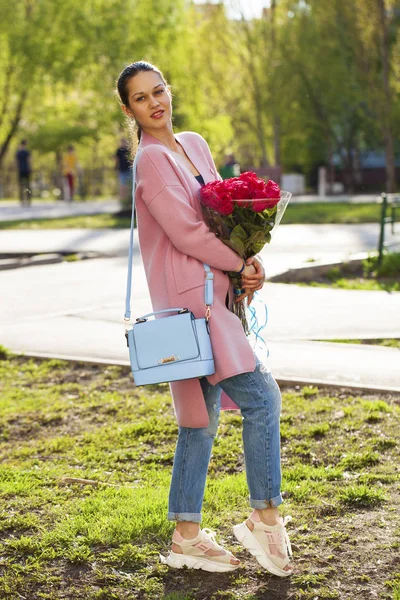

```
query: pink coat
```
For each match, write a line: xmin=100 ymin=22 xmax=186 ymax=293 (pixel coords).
xmin=135 ymin=131 xmax=256 ymax=427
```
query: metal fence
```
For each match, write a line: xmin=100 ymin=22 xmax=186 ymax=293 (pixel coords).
xmin=378 ymin=193 xmax=400 ymax=264
xmin=0 ymin=166 xmax=119 ymax=200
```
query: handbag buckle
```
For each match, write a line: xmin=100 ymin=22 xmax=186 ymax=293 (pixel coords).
xmin=136 ymin=317 xmax=147 ymax=323
xmin=205 ymin=306 xmax=211 ymax=321
xmin=178 ymin=308 xmax=189 ymax=314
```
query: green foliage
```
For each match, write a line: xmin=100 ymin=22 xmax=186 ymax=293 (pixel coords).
xmin=363 ymin=252 xmax=400 ymax=278
xmin=338 ymin=484 xmax=387 ymax=507
xmin=340 ymin=451 xmax=380 ymax=470
xmin=385 ymin=573 xmax=400 ymax=599
xmin=1 ymin=0 xmax=399 ymax=191
xmin=0 ymin=344 xmax=11 ymax=359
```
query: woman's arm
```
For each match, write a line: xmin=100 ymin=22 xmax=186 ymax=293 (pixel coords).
xmin=137 ymin=148 xmax=242 ymax=273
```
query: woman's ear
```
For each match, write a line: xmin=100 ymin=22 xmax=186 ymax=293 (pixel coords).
xmin=120 ymin=103 xmax=134 ymax=119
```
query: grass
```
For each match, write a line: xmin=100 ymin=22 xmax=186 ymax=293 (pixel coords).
xmin=0 ymin=213 xmax=130 ymax=230
xmin=320 ymin=339 xmax=400 ymax=349
xmin=277 ymin=252 xmax=400 ymax=292
xmin=308 ymin=277 xmax=399 ymax=292
xmin=0 ymin=202 xmax=381 ymax=230
xmin=281 ymin=201 xmax=381 ymax=225
xmin=0 ymin=356 xmax=399 ymax=599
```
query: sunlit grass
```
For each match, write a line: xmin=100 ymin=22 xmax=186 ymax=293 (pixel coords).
xmin=0 ymin=213 xmax=129 ymax=230
xmin=281 ymin=202 xmax=381 ymax=224
xmin=0 ymin=356 xmax=399 ymax=599
xmin=320 ymin=339 xmax=400 ymax=349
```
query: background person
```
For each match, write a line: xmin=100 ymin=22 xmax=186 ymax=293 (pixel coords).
xmin=220 ymin=153 xmax=240 ymax=180
xmin=62 ymin=145 xmax=77 ymax=201
xmin=117 ymin=60 xmax=292 ymax=577
xmin=15 ymin=140 xmax=32 ymax=206
xmin=115 ymin=137 xmax=132 ymax=205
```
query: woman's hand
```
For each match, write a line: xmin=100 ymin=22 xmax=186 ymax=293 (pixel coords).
xmin=242 ymin=256 xmax=266 ymax=290
xmin=235 ymin=257 xmax=266 ymax=306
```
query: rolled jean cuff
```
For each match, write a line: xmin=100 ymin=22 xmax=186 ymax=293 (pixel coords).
xmin=250 ymin=493 xmax=283 ymax=509
xmin=167 ymin=512 xmax=202 ymax=523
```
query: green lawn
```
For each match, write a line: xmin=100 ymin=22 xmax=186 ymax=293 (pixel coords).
xmin=0 ymin=202 xmax=382 ymax=230
xmin=306 ymin=277 xmax=400 ymax=292
xmin=281 ymin=201 xmax=381 ymax=225
xmin=0 ymin=353 xmax=399 ymax=599
xmin=319 ymin=339 xmax=400 ymax=349
xmin=0 ymin=213 xmax=130 ymax=230
xmin=275 ymin=253 xmax=400 ymax=293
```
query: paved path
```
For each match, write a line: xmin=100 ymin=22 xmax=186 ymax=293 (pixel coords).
xmin=0 ymin=224 xmax=396 ymax=276
xmin=0 ymin=250 xmax=399 ymax=392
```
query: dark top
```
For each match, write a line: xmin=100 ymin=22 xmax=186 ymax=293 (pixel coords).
xmin=116 ymin=147 xmax=132 ymax=172
xmin=16 ymin=149 xmax=31 ymax=175
xmin=195 ymin=174 xmax=205 ymax=185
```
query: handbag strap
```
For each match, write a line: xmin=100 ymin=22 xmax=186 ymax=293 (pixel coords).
xmin=124 ymin=149 xmax=214 ymax=323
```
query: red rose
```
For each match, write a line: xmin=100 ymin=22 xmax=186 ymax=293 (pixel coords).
xmin=239 ymin=171 xmax=258 ymax=181
xmin=252 ymin=197 xmax=280 ymax=212
xmin=229 ymin=180 xmax=253 ymax=207
xmin=200 ymin=184 xmax=233 ymax=215
xmin=217 ymin=190 xmax=234 ymax=215
xmin=264 ymin=179 xmax=280 ymax=198
xmin=200 ymin=185 xmax=220 ymax=210
xmin=239 ymin=172 xmax=269 ymax=198
xmin=230 ymin=181 xmax=248 ymax=199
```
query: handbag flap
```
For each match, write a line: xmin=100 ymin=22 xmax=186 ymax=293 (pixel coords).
xmin=132 ymin=312 xmax=200 ymax=369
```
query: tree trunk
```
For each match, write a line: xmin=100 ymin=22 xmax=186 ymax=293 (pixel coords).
xmin=273 ymin=116 xmax=281 ymax=167
xmin=327 ymin=144 xmax=335 ymax=195
xmin=0 ymin=60 xmax=13 ymax=130
xmin=377 ymin=0 xmax=396 ymax=193
xmin=270 ymin=1 xmax=280 ymax=167
xmin=254 ymin=104 xmax=269 ymax=168
xmin=0 ymin=96 xmax=25 ymax=169
xmin=239 ymin=13 xmax=269 ymax=167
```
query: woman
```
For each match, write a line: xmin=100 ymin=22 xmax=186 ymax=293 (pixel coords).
xmin=117 ymin=61 xmax=292 ymax=577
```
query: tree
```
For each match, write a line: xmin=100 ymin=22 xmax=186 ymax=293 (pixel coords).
xmin=352 ymin=0 xmax=399 ymax=192
xmin=0 ymin=0 xmax=186 ymax=169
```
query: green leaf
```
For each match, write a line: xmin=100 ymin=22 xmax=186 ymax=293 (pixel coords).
xmin=247 ymin=230 xmax=268 ymax=245
xmin=230 ymin=224 xmax=248 ymax=241
xmin=250 ymin=238 xmax=270 ymax=253
xmin=228 ymin=236 xmax=245 ymax=255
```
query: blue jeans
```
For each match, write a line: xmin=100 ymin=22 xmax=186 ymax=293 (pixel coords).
xmin=167 ymin=360 xmax=283 ymax=523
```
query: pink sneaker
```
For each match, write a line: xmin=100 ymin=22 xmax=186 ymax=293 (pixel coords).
xmin=233 ymin=510 xmax=292 ymax=577
xmin=162 ymin=528 xmax=240 ymax=573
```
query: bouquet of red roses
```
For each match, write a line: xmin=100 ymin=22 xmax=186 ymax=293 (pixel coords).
xmin=199 ymin=171 xmax=291 ymax=334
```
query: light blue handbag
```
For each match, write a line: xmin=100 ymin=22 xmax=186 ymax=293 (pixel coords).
xmin=124 ymin=151 xmax=215 ymax=386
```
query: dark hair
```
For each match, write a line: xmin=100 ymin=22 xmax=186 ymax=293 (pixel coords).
xmin=116 ymin=61 xmax=168 ymax=144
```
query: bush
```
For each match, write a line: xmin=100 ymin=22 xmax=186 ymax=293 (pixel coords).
xmin=363 ymin=252 xmax=400 ymax=278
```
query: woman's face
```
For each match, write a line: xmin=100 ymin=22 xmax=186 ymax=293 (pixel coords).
xmin=122 ymin=70 xmax=172 ymax=134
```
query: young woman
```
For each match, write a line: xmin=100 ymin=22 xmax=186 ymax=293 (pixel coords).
xmin=117 ymin=61 xmax=292 ymax=577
